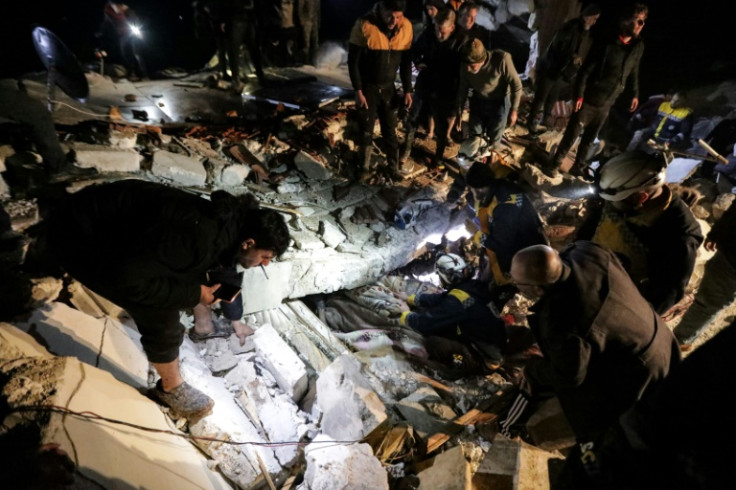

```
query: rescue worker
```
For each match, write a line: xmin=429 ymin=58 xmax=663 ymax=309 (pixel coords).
xmin=626 ymin=90 xmax=694 ymax=152
xmin=398 ymin=253 xmax=507 ymax=373
xmin=527 ymin=3 xmax=601 ymax=135
xmin=348 ymin=0 xmax=413 ymax=181
xmin=457 ymin=38 xmax=523 ymax=149
xmin=507 ymin=242 xmax=680 ymax=486
xmin=577 ymin=151 xmax=703 ymax=315
xmin=401 ymin=7 xmax=467 ymax=171
xmin=37 ymin=180 xmax=290 ymax=422
xmin=220 ymin=0 xmax=266 ymax=91
xmin=546 ymin=3 xmax=647 ymax=179
xmin=455 ymin=2 xmax=490 ymax=49
xmin=465 ymin=159 xmax=548 ymax=308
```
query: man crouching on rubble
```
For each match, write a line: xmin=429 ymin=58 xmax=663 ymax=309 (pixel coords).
xmin=37 ymin=180 xmax=290 ymax=422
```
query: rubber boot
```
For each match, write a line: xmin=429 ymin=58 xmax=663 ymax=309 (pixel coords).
xmin=358 ymin=145 xmax=373 ymax=182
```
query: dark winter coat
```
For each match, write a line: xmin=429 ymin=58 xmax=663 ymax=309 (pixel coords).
xmin=412 ymin=28 xmax=467 ymax=99
xmin=525 ymin=241 xmax=681 ymax=442
xmin=538 ymin=17 xmax=592 ymax=81
xmin=575 ymin=33 xmax=644 ymax=107
xmin=401 ymin=279 xmax=506 ymax=348
xmin=475 ymin=178 xmax=548 ymax=274
xmin=577 ymin=187 xmax=704 ymax=314
xmin=348 ymin=10 xmax=413 ymax=92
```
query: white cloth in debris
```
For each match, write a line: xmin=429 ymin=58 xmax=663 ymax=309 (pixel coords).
xmin=345 ymin=284 xmax=407 ymax=317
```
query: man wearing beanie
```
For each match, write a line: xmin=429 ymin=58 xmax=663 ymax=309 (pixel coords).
xmin=456 ymin=37 xmax=523 ymax=149
xmin=348 ymin=0 xmax=413 ymax=182
xmin=527 ymin=3 xmax=601 ymax=135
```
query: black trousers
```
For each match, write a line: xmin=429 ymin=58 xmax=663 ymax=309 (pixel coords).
xmin=554 ymin=102 xmax=612 ymax=171
xmin=528 ymin=72 xmax=563 ymax=131
xmin=228 ymin=16 xmax=264 ymax=82
xmin=358 ymin=84 xmax=400 ymax=164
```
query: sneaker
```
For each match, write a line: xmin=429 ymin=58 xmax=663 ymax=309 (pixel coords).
xmin=150 ymin=380 xmax=214 ymax=423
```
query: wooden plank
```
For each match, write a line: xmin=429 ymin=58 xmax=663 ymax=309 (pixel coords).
xmin=424 ymin=388 xmax=517 ymax=456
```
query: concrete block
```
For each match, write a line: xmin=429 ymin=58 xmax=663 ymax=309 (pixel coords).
xmin=151 ymin=149 xmax=207 ymax=186
xmin=1 ymin=356 xmax=231 ymax=490
xmin=294 ymin=150 xmax=333 ymax=180
xmin=320 ymin=219 xmax=347 ymax=248
xmin=472 ymin=437 xmax=521 ymax=490
xmin=291 ymin=229 xmax=326 ymax=251
xmin=241 ymin=261 xmax=293 ymax=314
xmin=108 ymin=129 xmax=137 ymax=149
xmin=14 ymin=303 xmax=149 ymax=389
xmin=316 ymin=354 xmax=387 ymax=441
xmin=0 ymin=323 xmax=51 ymax=359
xmin=526 ymin=397 xmax=576 ymax=452
xmin=220 ymin=163 xmax=251 ymax=186
xmin=417 ymin=445 xmax=472 ymax=490
xmin=253 ymin=323 xmax=308 ymax=402
xmin=0 ymin=144 xmax=14 ymax=171
xmin=303 ymin=434 xmax=388 ymax=490
xmin=517 ymin=441 xmax=564 ymax=490
xmin=73 ymin=143 xmax=140 ymax=172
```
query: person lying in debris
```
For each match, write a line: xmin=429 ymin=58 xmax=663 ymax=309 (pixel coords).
xmin=396 ymin=253 xmax=507 ymax=374
xmin=36 ymin=180 xmax=290 ymax=422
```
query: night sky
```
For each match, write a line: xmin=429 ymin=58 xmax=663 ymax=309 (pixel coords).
xmin=0 ymin=0 xmax=733 ymax=96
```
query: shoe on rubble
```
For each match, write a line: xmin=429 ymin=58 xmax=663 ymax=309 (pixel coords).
xmin=150 ymin=380 xmax=214 ymax=423
xmin=48 ymin=165 xmax=98 ymax=183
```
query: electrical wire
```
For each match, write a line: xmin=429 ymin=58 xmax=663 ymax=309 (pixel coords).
xmin=49 ymin=100 xmax=115 ymax=119
xmin=10 ymin=404 xmax=361 ymax=448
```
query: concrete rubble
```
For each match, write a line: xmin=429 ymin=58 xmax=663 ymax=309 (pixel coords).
xmin=1 ymin=25 xmax=736 ymax=490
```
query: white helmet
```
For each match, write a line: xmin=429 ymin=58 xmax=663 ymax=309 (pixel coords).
xmin=597 ymin=151 xmax=667 ymax=201
xmin=435 ymin=253 xmax=468 ymax=286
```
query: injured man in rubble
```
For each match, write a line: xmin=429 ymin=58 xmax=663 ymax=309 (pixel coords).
xmin=323 ymin=252 xmax=508 ymax=378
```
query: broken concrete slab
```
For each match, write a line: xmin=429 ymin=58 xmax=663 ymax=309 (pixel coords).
xmin=253 ymin=323 xmax=308 ymax=402
xmin=397 ymin=386 xmax=458 ymax=442
xmin=224 ymin=359 xmax=311 ymax=467
xmin=290 ymin=228 xmax=327 ymax=251
xmin=517 ymin=441 xmax=565 ymax=490
xmin=108 ymin=128 xmax=138 ymax=150
xmin=241 ymin=261 xmax=293 ymax=314
xmin=316 ymin=354 xmax=388 ymax=441
xmin=14 ymin=303 xmax=149 ymax=389
xmin=73 ymin=143 xmax=141 ymax=172
xmin=302 ymin=434 xmax=389 ymax=490
xmin=178 ymin=339 xmax=283 ymax=485
xmin=1 ymin=355 xmax=231 ymax=489
xmin=151 ymin=149 xmax=207 ymax=186
xmin=0 ymin=323 xmax=51 ymax=359
xmin=295 ymin=150 xmax=333 ymax=180
xmin=219 ymin=163 xmax=251 ymax=186
xmin=320 ymin=219 xmax=347 ymax=248
xmin=525 ymin=397 xmax=576 ymax=453
xmin=417 ymin=444 xmax=472 ymax=490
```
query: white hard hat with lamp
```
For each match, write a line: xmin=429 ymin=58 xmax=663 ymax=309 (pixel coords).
xmin=596 ymin=151 xmax=667 ymax=201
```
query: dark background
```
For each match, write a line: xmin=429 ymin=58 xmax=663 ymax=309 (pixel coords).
xmin=0 ymin=0 xmax=733 ymax=97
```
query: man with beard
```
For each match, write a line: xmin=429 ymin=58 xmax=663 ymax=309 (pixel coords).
xmin=401 ymin=7 xmax=468 ymax=171
xmin=545 ymin=3 xmax=648 ymax=179
xmin=38 ymin=180 xmax=290 ymax=422
xmin=348 ymin=0 xmax=413 ymax=181
xmin=576 ymin=151 xmax=703 ymax=315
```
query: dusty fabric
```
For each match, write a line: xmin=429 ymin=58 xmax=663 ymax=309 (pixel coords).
xmin=323 ymin=296 xmax=397 ymax=332
xmin=345 ymin=284 xmax=407 ymax=317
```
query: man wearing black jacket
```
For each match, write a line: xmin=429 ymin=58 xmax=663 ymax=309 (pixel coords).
xmin=348 ymin=0 xmax=413 ymax=181
xmin=527 ymin=3 xmax=600 ymax=134
xmin=547 ymin=3 xmax=647 ymax=178
xmin=401 ymin=7 xmax=467 ymax=170
xmin=40 ymin=180 xmax=289 ymax=421
xmin=577 ymin=151 xmax=703 ymax=315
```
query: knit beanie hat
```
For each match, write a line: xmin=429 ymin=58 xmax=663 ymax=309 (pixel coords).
xmin=464 ymin=38 xmax=487 ymax=64
xmin=581 ymin=3 xmax=601 ymax=17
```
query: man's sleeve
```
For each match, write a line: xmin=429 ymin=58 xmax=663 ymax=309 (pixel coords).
xmin=401 ymin=295 xmax=467 ymax=336
xmin=709 ymin=199 xmax=736 ymax=243
xmin=399 ymin=23 xmax=414 ymax=93
xmin=501 ymin=52 xmax=523 ymax=112
xmin=347 ymin=20 xmax=366 ymax=91
xmin=626 ymin=42 xmax=644 ymax=100
xmin=456 ymin=67 xmax=469 ymax=113
xmin=574 ymin=39 xmax=602 ymax=99
xmin=526 ymin=332 xmax=592 ymax=392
